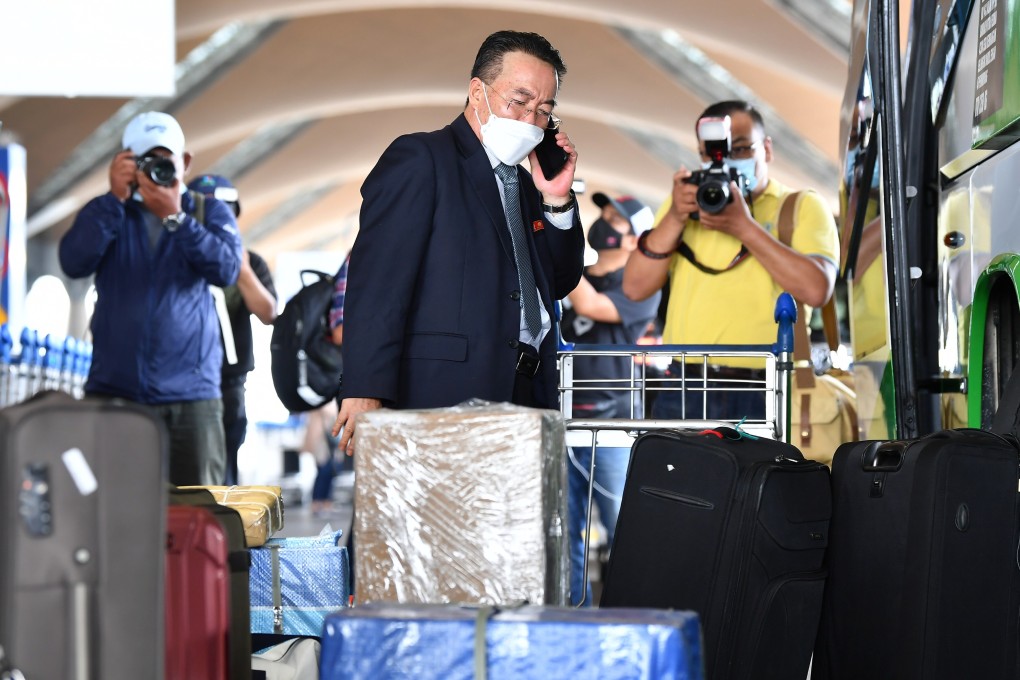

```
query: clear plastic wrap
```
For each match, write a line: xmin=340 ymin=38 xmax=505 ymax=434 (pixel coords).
xmin=250 ymin=528 xmax=350 ymax=635
xmin=354 ymin=400 xmax=568 ymax=606
xmin=179 ymin=484 xmax=285 ymax=547
xmin=320 ymin=603 xmax=705 ymax=680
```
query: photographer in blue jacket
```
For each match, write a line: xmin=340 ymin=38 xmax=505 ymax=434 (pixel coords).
xmin=59 ymin=111 xmax=242 ymax=485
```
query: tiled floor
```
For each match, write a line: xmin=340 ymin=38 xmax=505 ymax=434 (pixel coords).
xmin=276 ymin=475 xmax=354 ymax=541
xmin=238 ymin=422 xmax=354 ymax=542
xmin=280 ymin=495 xmax=353 ymax=541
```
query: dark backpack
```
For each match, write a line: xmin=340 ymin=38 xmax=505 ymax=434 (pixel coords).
xmin=270 ymin=270 xmax=343 ymax=412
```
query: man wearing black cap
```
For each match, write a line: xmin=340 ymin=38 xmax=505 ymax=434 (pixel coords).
xmin=561 ymin=192 xmax=660 ymax=606
xmin=188 ymin=174 xmax=278 ymax=485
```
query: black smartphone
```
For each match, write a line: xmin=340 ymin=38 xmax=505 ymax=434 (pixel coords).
xmin=534 ymin=127 xmax=568 ymax=178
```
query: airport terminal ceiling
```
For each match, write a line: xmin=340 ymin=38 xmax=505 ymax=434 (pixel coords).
xmin=0 ymin=0 xmax=870 ymax=276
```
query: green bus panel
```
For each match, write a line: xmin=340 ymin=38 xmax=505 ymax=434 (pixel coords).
xmin=972 ymin=0 xmax=1020 ymax=147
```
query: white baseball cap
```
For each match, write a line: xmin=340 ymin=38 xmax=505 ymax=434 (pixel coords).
xmin=122 ymin=111 xmax=185 ymax=157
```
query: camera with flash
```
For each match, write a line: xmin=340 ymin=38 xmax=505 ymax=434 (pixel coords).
xmin=684 ymin=116 xmax=751 ymax=217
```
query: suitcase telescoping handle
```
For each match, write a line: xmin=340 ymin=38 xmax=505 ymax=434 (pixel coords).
xmin=861 ymin=441 xmax=906 ymax=471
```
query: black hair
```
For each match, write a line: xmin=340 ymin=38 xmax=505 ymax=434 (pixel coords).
xmin=696 ymin=100 xmax=765 ymax=137
xmin=470 ymin=30 xmax=567 ymax=86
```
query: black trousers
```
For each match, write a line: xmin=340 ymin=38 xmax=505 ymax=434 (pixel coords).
xmin=221 ymin=378 xmax=247 ymax=486
xmin=512 ymin=344 xmax=540 ymax=407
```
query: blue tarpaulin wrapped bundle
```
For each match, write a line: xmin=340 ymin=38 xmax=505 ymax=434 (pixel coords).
xmin=320 ymin=603 xmax=704 ymax=680
xmin=250 ymin=529 xmax=350 ymax=635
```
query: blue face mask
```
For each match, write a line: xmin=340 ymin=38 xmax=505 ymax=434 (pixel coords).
xmin=727 ymin=157 xmax=759 ymax=192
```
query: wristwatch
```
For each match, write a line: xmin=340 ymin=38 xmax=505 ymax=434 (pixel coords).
xmin=161 ymin=211 xmax=187 ymax=232
xmin=542 ymin=190 xmax=576 ymax=214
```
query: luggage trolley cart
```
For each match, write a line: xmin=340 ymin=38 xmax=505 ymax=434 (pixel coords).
xmin=0 ymin=326 xmax=91 ymax=407
xmin=557 ymin=293 xmax=798 ymax=604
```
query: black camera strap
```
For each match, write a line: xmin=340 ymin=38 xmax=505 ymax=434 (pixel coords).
xmin=676 ymin=240 xmax=750 ymax=275
xmin=677 ymin=182 xmax=756 ymax=274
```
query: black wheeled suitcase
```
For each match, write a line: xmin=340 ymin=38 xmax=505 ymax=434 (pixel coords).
xmin=600 ymin=428 xmax=831 ymax=680
xmin=811 ymin=428 xmax=1020 ymax=680
xmin=0 ymin=391 xmax=167 ymax=680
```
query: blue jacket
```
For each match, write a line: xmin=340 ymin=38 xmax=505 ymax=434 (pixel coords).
xmin=59 ymin=191 xmax=242 ymax=404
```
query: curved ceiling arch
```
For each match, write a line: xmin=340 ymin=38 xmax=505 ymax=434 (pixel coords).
xmin=175 ymin=0 xmax=716 ymax=36
xmin=3 ymin=0 xmax=852 ymax=283
xmin=175 ymin=0 xmax=846 ymax=87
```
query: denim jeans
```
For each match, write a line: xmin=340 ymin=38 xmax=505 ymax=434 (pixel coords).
xmin=312 ymin=458 xmax=340 ymax=502
xmin=312 ymin=431 xmax=347 ymax=502
xmin=650 ymin=374 xmax=766 ymax=422
xmin=567 ymin=445 xmax=631 ymax=606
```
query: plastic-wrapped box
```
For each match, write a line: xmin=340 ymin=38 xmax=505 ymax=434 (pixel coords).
xmin=354 ymin=401 xmax=568 ymax=605
xmin=320 ymin=603 xmax=705 ymax=680
xmin=250 ymin=529 xmax=350 ymax=635
xmin=179 ymin=484 xmax=285 ymax=547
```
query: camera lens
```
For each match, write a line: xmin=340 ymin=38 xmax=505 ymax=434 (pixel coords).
xmin=148 ymin=158 xmax=176 ymax=187
xmin=697 ymin=179 xmax=731 ymax=214
xmin=137 ymin=156 xmax=177 ymax=187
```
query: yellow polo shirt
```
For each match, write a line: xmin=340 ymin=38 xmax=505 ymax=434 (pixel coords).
xmin=655 ymin=179 xmax=839 ymax=363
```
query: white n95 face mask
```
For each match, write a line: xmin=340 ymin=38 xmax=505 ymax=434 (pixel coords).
xmin=476 ymin=83 xmax=544 ymax=166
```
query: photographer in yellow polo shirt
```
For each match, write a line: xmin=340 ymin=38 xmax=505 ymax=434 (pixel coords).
xmin=623 ymin=100 xmax=839 ymax=420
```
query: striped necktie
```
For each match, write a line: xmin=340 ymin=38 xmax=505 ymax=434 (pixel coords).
xmin=494 ymin=163 xmax=542 ymax=337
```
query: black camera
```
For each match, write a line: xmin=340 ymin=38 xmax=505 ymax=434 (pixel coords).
xmin=135 ymin=154 xmax=176 ymax=187
xmin=685 ymin=167 xmax=751 ymax=216
xmin=684 ymin=116 xmax=752 ymax=217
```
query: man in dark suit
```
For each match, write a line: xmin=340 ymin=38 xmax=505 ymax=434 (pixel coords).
xmin=333 ymin=30 xmax=583 ymax=454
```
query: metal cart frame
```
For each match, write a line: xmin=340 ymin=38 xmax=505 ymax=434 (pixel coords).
xmin=557 ymin=293 xmax=797 ymax=605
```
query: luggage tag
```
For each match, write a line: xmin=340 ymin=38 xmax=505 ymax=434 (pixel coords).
xmin=62 ymin=447 xmax=98 ymax=495
xmin=698 ymin=421 xmax=758 ymax=441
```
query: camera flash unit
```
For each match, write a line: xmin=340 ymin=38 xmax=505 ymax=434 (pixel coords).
xmin=698 ymin=116 xmax=732 ymax=162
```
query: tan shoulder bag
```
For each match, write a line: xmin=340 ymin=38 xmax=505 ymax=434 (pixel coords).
xmin=777 ymin=191 xmax=858 ymax=464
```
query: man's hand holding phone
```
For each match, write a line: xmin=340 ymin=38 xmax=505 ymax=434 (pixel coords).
xmin=530 ymin=127 xmax=577 ymax=202
xmin=534 ymin=127 xmax=568 ymax=178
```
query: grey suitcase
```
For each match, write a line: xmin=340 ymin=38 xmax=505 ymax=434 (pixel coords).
xmin=0 ymin=391 xmax=167 ymax=679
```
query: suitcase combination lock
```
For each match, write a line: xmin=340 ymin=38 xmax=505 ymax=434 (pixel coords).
xmin=18 ymin=463 xmax=53 ymax=537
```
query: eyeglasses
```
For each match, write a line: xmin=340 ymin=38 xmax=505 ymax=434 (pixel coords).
xmin=483 ymin=82 xmax=561 ymax=130
xmin=730 ymin=143 xmax=760 ymax=159
xmin=699 ymin=141 xmax=760 ymax=161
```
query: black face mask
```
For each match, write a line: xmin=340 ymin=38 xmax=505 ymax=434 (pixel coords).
xmin=587 ymin=218 xmax=630 ymax=251
xmin=586 ymin=267 xmax=625 ymax=292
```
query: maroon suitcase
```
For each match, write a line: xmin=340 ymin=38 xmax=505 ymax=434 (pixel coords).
xmin=165 ymin=504 xmax=230 ymax=680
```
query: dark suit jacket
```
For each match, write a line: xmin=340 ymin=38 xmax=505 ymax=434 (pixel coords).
xmin=341 ymin=113 xmax=584 ymax=409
